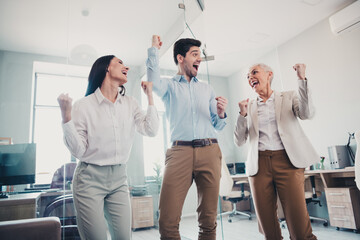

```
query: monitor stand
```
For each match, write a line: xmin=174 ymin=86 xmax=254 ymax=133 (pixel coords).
xmin=0 ymin=186 xmax=9 ymax=198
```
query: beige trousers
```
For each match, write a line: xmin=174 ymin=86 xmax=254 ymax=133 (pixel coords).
xmin=158 ymin=143 xmax=222 ymax=240
xmin=72 ymin=162 xmax=131 ymax=240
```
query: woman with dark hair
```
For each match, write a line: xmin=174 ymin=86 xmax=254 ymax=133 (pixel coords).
xmin=57 ymin=55 xmax=159 ymax=240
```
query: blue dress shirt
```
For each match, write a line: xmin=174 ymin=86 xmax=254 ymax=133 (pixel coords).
xmin=146 ymin=47 xmax=226 ymax=142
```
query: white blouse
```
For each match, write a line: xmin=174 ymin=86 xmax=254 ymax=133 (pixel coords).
xmin=257 ymin=93 xmax=285 ymax=151
xmin=62 ymin=88 xmax=159 ymax=166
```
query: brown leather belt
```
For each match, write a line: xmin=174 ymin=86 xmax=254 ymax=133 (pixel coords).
xmin=172 ymin=138 xmax=218 ymax=148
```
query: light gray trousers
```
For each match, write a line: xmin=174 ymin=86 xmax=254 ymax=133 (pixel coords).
xmin=72 ymin=162 xmax=131 ymax=240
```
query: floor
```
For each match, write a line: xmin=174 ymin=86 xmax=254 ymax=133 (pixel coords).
xmin=132 ymin=214 xmax=360 ymax=240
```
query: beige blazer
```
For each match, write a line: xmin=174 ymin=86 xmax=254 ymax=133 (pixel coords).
xmin=234 ymin=82 xmax=320 ymax=176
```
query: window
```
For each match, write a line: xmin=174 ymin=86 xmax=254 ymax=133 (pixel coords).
xmin=141 ymin=76 xmax=171 ymax=178
xmin=31 ymin=62 xmax=89 ymax=184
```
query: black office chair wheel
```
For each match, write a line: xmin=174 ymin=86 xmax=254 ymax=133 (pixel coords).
xmin=248 ymin=216 xmax=252 ymax=220
xmin=353 ymin=229 xmax=359 ymax=234
xmin=228 ymin=219 xmax=232 ymax=223
xmin=323 ymin=222 xmax=328 ymax=227
xmin=336 ymin=227 xmax=340 ymax=231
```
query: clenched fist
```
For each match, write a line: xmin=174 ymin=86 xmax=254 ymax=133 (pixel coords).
xmin=141 ymin=81 xmax=153 ymax=96
xmin=238 ymin=98 xmax=249 ymax=117
xmin=57 ymin=93 xmax=72 ymax=123
xmin=152 ymin=35 xmax=162 ymax=50
xmin=215 ymin=96 xmax=228 ymax=119
xmin=293 ymin=63 xmax=306 ymax=80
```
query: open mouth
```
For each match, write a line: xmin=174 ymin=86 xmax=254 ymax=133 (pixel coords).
xmin=193 ymin=64 xmax=199 ymax=71
xmin=122 ymin=71 xmax=127 ymax=76
xmin=251 ymin=80 xmax=259 ymax=88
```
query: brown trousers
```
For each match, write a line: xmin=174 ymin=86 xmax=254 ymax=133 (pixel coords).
xmin=249 ymin=150 xmax=317 ymax=240
xmin=158 ymin=143 xmax=222 ymax=240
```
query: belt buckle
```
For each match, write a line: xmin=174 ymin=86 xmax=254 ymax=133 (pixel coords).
xmin=192 ymin=139 xmax=205 ymax=148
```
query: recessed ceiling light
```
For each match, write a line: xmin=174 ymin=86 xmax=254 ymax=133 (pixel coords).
xmin=302 ymin=0 xmax=322 ymax=6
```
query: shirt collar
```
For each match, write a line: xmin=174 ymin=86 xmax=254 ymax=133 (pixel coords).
xmin=174 ymin=75 xmax=199 ymax=83
xmin=257 ymin=91 xmax=274 ymax=104
xmin=94 ymin=87 xmax=122 ymax=104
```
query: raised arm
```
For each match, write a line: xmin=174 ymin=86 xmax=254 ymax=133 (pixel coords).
xmin=146 ymin=35 xmax=170 ymax=98
xmin=234 ymin=99 xmax=249 ymax=146
xmin=292 ymin=63 xmax=315 ymax=120
xmin=57 ymin=94 xmax=88 ymax=158
xmin=133 ymin=82 xmax=159 ymax=137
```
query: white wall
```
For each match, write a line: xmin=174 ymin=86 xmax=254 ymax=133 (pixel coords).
xmin=277 ymin=19 xmax=360 ymax=167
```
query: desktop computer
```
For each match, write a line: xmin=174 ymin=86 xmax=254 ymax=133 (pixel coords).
xmin=226 ymin=162 xmax=246 ymax=174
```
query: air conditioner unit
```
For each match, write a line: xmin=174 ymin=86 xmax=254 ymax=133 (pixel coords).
xmin=329 ymin=1 xmax=360 ymax=35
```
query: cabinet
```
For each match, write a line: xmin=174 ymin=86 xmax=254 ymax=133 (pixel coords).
xmin=131 ymin=195 xmax=154 ymax=230
xmin=325 ymin=187 xmax=360 ymax=230
xmin=0 ymin=192 xmax=41 ymax=221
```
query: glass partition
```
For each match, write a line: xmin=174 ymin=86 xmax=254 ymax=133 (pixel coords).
xmin=1 ymin=0 xmax=360 ymax=240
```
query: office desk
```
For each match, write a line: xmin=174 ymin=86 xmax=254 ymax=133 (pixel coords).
xmin=305 ymin=167 xmax=360 ymax=231
xmin=230 ymin=173 xmax=248 ymax=182
xmin=231 ymin=168 xmax=356 ymax=189
xmin=0 ymin=190 xmax=72 ymax=221
xmin=305 ymin=167 xmax=355 ymax=188
xmin=0 ymin=192 xmax=41 ymax=221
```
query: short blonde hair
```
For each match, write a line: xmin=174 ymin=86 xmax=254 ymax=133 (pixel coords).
xmin=250 ymin=63 xmax=274 ymax=84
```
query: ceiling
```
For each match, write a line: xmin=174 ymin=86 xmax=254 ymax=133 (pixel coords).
xmin=0 ymin=0 xmax=356 ymax=77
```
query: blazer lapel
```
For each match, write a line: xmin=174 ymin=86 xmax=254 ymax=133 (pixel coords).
xmin=274 ymin=91 xmax=283 ymax=123
xmin=250 ymin=100 xmax=259 ymax=135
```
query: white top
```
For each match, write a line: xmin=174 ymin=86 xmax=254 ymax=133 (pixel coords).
xmin=257 ymin=93 xmax=285 ymax=151
xmin=62 ymin=88 xmax=159 ymax=166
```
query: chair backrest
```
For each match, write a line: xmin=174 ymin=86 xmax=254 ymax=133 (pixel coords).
xmin=43 ymin=194 xmax=79 ymax=239
xmin=50 ymin=162 xmax=77 ymax=189
xmin=43 ymin=194 xmax=76 ymax=219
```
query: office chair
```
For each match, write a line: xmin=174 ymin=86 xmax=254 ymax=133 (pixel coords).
xmin=44 ymin=162 xmax=80 ymax=239
xmin=50 ymin=162 xmax=77 ymax=190
xmin=278 ymin=176 xmax=329 ymax=229
xmin=277 ymin=196 xmax=287 ymax=229
xmin=43 ymin=194 xmax=80 ymax=239
xmin=220 ymin=180 xmax=252 ymax=222
xmin=305 ymin=175 xmax=328 ymax=226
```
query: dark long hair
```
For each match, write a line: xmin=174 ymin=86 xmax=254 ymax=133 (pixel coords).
xmin=85 ymin=55 xmax=126 ymax=97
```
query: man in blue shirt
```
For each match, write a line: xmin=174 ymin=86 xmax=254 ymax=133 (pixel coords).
xmin=147 ymin=35 xmax=228 ymax=240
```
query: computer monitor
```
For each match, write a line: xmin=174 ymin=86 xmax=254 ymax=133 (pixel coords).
xmin=0 ymin=143 xmax=36 ymax=198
